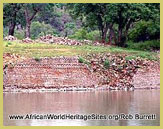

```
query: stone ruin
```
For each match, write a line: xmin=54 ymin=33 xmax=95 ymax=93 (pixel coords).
xmin=4 ymin=34 xmax=104 ymax=46
xmin=22 ymin=37 xmax=33 ymax=43
xmin=37 ymin=35 xmax=83 ymax=45
xmin=3 ymin=57 xmax=99 ymax=92
xmin=4 ymin=35 xmax=17 ymax=41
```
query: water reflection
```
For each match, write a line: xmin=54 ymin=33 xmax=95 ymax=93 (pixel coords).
xmin=3 ymin=90 xmax=160 ymax=126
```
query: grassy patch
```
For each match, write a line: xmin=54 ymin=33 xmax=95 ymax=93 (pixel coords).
xmin=3 ymin=41 xmax=159 ymax=61
xmin=125 ymin=55 xmax=137 ymax=61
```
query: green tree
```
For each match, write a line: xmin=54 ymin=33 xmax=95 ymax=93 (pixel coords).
xmin=67 ymin=3 xmax=110 ymax=43
xmin=23 ymin=4 xmax=54 ymax=38
xmin=106 ymin=3 xmax=160 ymax=46
xmin=68 ymin=3 xmax=160 ymax=46
xmin=3 ymin=3 xmax=23 ymax=36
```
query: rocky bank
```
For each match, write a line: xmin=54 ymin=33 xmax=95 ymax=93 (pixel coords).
xmin=3 ymin=53 xmax=160 ymax=92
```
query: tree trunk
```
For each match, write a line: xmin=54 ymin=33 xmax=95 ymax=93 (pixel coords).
xmin=118 ymin=28 xmax=122 ymax=44
xmin=108 ymin=24 xmax=114 ymax=45
xmin=97 ymin=15 xmax=109 ymax=43
xmin=101 ymin=30 xmax=106 ymax=43
xmin=8 ymin=4 xmax=17 ymax=36
xmin=101 ymin=24 xmax=109 ymax=43
xmin=8 ymin=22 xmax=16 ymax=36
xmin=124 ymin=19 xmax=132 ymax=40
xmin=24 ymin=6 xmax=38 ymax=38
xmin=25 ymin=21 xmax=31 ymax=38
xmin=116 ymin=10 xmax=126 ymax=47
xmin=117 ymin=25 xmax=125 ymax=47
xmin=98 ymin=24 xmax=105 ymax=43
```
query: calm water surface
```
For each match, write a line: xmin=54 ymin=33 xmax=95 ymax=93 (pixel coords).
xmin=3 ymin=90 xmax=160 ymax=126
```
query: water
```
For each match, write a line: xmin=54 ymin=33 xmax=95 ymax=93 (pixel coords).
xmin=3 ymin=90 xmax=160 ymax=126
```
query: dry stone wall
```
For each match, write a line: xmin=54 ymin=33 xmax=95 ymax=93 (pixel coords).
xmin=3 ymin=58 xmax=99 ymax=92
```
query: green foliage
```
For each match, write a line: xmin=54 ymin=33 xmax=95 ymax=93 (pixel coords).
xmin=78 ymin=56 xmax=84 ymax=63
xmin=3 ymin=4 xmax=25 ymax=27
xmin=3 ymin=27 xmax=25 ymax=40
xmin=34 ymin=57 xmax=41 ymax=62
xmin=3 ymin=3 xmax=160 ymax=48
xmin=125 ymin=52 xmax=158 ymax=61
xmin=125 ymin=56 xmax=137 ymax=61
xmin=7 ymin=42 xmax=12 ymax=45
xmin=104 ymin=59 xmax=110 ymax=69
xmin=31 ymin=21 xmax=57 ymax=39
xmin=136 ymin=52 xmax=158 ymax=60
xmin=69 ymin=28 xmax=87 ymax=40
xmin=14 ymin=30 xmax=25 ymax=40
xmin=3 ymin=27 xmax=8 ymax=38
xmin=6 ymin=42 xmax=12 ymax=47
xmin=127 ymin=40 xmax=160 ymax=51
xmin=69 ymin=29 xmax=100 ymax=41
xmin=64 ymin=22 xmax=76 ymax=36
xmin=129 ymin=20 xmax=160 ymax=42
xmin=4 ymin=64 xmax=8 ymax=69
xmin=3 ymin=41 xmax=159 ymax=61
xmin=86 ymin=30 xmax=100 ymax=41
xmin=78 ymin=56 xmax=90 ymax=64
xmin=68 ymin=3 xmax=160 ymax=46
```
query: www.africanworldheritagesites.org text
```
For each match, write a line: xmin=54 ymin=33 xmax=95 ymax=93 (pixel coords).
xmin=8 ymin=113 xmax=156 ymax=121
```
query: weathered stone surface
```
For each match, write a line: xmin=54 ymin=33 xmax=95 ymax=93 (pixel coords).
xmin=21 ymin=35 xmax=106 ymax=46
xmin=3 ymin=58 xmax=98 ymax=92
xmin=37 ymin=35 xmax=82 ymax=45
xmin=3 ymin=54 xmax=160 ymax=92
xmin=84 ymin=53 xmax=160 ymax=90
xmin=22 ymin=37 xmax=33 ymax=43
xmin=132 ymin=61 xmax=160 ymax=89
xmin=4 ymin=35 xmax=17 ymax=41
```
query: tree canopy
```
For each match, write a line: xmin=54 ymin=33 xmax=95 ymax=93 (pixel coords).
xmin=68 ymin=3 xmax=160 ymax=46
xmin=3 ymin=3 xmax=160 ymax=47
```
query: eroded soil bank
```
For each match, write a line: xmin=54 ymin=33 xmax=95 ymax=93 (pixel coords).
xmin=3 ymin=53 xmax=160 ymax=92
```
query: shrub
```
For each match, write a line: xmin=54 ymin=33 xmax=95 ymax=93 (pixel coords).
xmin=3 ymin=27 xmax=8 ymax=38
xmin=104 ymin=59 xmax=110 ymax=69
xmin=78 ymin=56 xmax=84 ymax=63
xmin=64 ymin=23 xmax=76 ymax=36
xmin=69 ymin=28 xmax=87 ymax=40
xmin=86 ymin=30 xmax=100 ymax=41
xmin=128 ymin=20 xmax=160 ymax=42
xmin=3 ymin=27 xmax=25 ymax=40
xmin=7 ymin=42 xmax=12 ymax=45
xmin=34 ymin=57 xmax=41 ymax=62
xmin=127 ymin=40 xmax=160 ymax=51
xmin=4 ymin=64 xmax=8 ymax=69
xmin=69 ymin=29 xmax=100 ymax=41
xmin=31 ymin=21 xmax=57 ymax=39
xmin=78 ymin=56 xmax=90 ymax=64
xmin=6 ymin=42 xmax=12 ymax=47
xmin=14 ymin=30 xmax=25 ymax=40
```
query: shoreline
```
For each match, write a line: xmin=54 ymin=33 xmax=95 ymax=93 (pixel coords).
xmin=3 ymin=85 xmax=160 ymax=93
